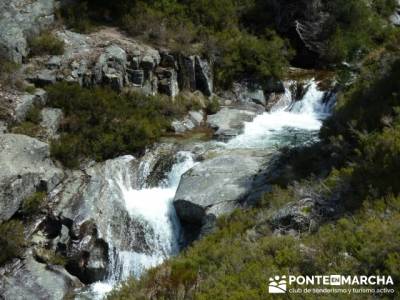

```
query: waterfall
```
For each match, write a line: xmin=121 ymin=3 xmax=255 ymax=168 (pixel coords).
xmin=83 ymin=78 xmax=334 ymax=299
xmin=226 ymin=79 xmax=334 ymax=149
xmin=87 ymin=152 xmax=196 ymax=299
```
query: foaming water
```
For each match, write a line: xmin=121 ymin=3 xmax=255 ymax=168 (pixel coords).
xmin=84 ymin=79 xmax=334 ymax=299
xmin=89 ymin=152 xmax=196 ymax=299
xmin=226 ymin=80 xmax=332 ymax=149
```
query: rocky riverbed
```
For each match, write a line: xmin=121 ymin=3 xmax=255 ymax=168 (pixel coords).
xmin=0 ymin=1 xmax=339 ymax=299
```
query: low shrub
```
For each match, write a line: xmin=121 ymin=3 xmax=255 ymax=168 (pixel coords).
xmin=29 ymin=32 xmax=65 ymax=56
xmin=0 ymin=54 xmax=23 ymax=90
xmin=0 ymin=220 xmax=25 ymax=266
xmin=21 ymin=191 xmax=46 ymax=215
xmin=10 ymin=105 xmax=43 ymax=138
xmin=108 ymin=191 xmax=400 ymax=299
xmin=46 ymin=83 xmax=199 ymax=168
xmin=205 ymin=96 xmax=220 ymax=115
xmin=11 ymin=122 xmax=42 ymax=137
xmin=213 ymin=29 xmax=293 ymax=89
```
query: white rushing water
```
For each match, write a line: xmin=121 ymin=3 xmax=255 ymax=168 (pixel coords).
xmin=87 ymin=78 xmax=333 ymax=299
xmin=226 ymin=80 xmax=334 ymax=149
xmin=89 ymin=152 xmax=196 ymax=299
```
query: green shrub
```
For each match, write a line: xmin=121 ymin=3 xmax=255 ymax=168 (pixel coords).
xmin=109 ymin=191 xmax=400 ymax=299
xmin=0 ymin=220 xmax=25 ymax=265
xmin=324 ymin=0 xmax=396 ymax=64
xmin=206 ymin=96 xmax=220 ymax=115
xmin=21 ymin=191 xmax=46 ymax=215
xmin=0 ymin=54 xmax=23 ymax=90
xmin=213 ymin=29 xmax=293 ymax=88
xmin=46 ymin=83 xmax=200 ymax=168
xmin=10 ymin=105 xmax=43 ymax=138
xmin=59 ymin=2 xmax=94 ymax=33
xmin=11 ymin=122 xmax=42 ymax=137
xmin=29 ymin=32 xmax=65 ymax=56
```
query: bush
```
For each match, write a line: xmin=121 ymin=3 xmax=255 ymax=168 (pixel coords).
xmin=323 ymin=0 xmax=396 ymax=64
xmin=206 ymin=96 xmax=220 ymax=115
xmin=59 ymin=2 xmax=94 ymax=33
xmin=29 ymin=32 xmax=65 ymax=56
xmin=10 ymin=105 xmax=43 ymax=137
xmin=0 ymin=54 xmax=23 ymax=90
xmin=0 ymin=220 xmax=25 ymax=266
xmin=21 ymin=191 xmax=46 ymax=215
xmin=11 ymin=122 xmax=42 ymax=137
xmin=214 ymin=29 xmax=293 ymax=88
xmin=46 ymin=83 xmax=199 ymax=168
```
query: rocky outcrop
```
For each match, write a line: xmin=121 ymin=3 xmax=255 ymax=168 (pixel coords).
xmin=0 ymin=255 xmax=83 ymax=300
xmin=49 ymin=156 xmax=138 ymax=282
xmin=48 ymin=144 xmax=179 ymax=283
xmin=195 ymin=56 xmax=213 ymax=96
xmin=269 ymin=183 xmax=343 ymax=234
xmin=0 ymin=0 xmax=56 ymax=63
xmin=231 ymin=81 xmax=267 ymax=106
xmin=25 ymin=28 xmax=213 ymax=97
xmin=174 ymin=150 xmax=273 ymax=236
xmin=0 ymin=134 xmax=63 ymax=222
xmin=94 ymin=44 xmax=128 ymax=91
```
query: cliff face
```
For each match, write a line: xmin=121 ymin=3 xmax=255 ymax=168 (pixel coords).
xmin=26 ymin=28 xmax=213 ymax=98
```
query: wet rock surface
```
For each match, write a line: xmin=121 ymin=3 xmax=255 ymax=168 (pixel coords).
xmin=206 ymin=107 xmax=260 ymax=141
xmin=174 ymin=150 xmax=274 ymax=233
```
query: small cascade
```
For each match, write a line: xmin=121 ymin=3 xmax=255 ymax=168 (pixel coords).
xmin=226 ymin=79 xmax=335 ymax=149
xmin=83 ymin=78 xmax=335 ymax=299
xmin=88 ymin=152 xmax=196 ymax=299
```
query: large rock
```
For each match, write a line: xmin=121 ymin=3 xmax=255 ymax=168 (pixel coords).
xmin=177 ymin=55 xmax=196 ymax=91
xmin=174 ymin=151 xmax=272 ymax=234
xmin=0 ymin=134 xmax=63 ymax=223
xmin=207 ymin=107 xmax=261 ymax=141
xmin=94 ymin=44 xmax=127 ymax=91
xmin=27 ymin=69 xmax=57 ymax=87
xmin=195 ymin=56 xmax=213 ymax=96
xmin=231 ymin=81 xmax=267 ymax=105
xmin=171 ymin=110 xmax=205 ymax=134
xmin=156 ymin=68 xmax=179 ymax=97
xmin=14 ymin=89 xmax=47 ymax=122
xmin=0 ymin=255 xmax=83 ymax=300
xmin=0 ymin=0 xmax=56 ymax=63
xmin=50 ymin=145 xmax=177 ymax=283
xmin=40 ymin=107 xmax=63 ymax=139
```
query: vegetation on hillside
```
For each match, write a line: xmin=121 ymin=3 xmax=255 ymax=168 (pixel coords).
xmin=108 ymin=39 xmax=400 ymax=300
xmin=60 ymin=0 xmax=397 ymax=87
xmin=0 ymin=220 xmax=25 ymax=266
xmin=46 ymin=83 xmax=202 ymax=168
